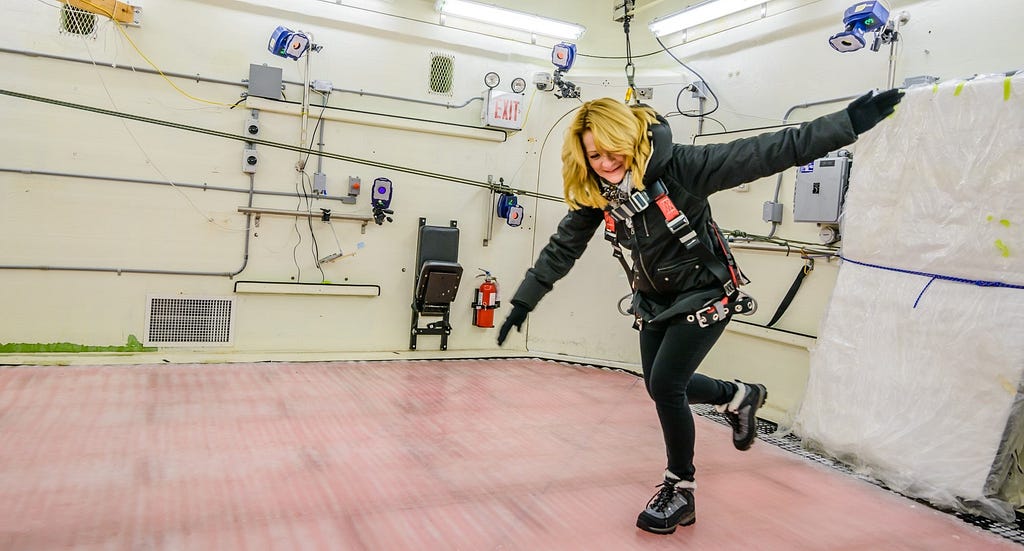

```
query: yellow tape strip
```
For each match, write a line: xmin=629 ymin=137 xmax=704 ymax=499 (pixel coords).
xmin=954 ymin=82 xmax=966 ymax=96
xmin=1005 ymin=77 xmax=1012 ymax=101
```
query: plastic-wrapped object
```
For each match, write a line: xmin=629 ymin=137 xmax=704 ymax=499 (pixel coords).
xmin=793 ymin=72 xmax=1024 ymax=522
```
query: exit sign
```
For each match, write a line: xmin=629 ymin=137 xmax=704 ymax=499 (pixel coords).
xmin=482 ymin=90 xmax=524 ymax=131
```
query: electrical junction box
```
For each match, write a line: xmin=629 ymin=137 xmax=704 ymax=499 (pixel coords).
xmin=313 ymin=172 xmax=327 ymax=195
xmin=339 ymin=176 xmax=360 ymax=204
xmin=482 ymin=89 xmax=524 ymax=131
xmin=248 ymin=64 xmax=283 ymax=100
xmin=793 ymin=154 xmax=852 ymax=223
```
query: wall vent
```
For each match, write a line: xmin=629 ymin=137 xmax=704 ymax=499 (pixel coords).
xmin=60 ymin=4 xmax=97 ymax=36
xmin=428 ymin=52 xmax=455 ymax=97
xmin=145 ymin=296 xmax=235 ymax=347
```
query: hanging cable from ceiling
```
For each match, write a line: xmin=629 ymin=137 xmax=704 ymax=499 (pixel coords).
xmin=619 ymin=0 xmax=638 ymax=105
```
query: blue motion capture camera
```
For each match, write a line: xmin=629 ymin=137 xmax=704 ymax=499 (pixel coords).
xmin=829 ymin=2 xmax=890 ymax=53
xmin=268 ymin=26 xmax=311 ymax=60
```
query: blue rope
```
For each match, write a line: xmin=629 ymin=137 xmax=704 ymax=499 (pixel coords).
xmin=839 ymin=255 xmax=1024 ymax=308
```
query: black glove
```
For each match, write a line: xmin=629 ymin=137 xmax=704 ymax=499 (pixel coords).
xmin=496 ymin=304 xmax=530 ymax=346
xmin=845 ymin=88 xmax=904 ymax=135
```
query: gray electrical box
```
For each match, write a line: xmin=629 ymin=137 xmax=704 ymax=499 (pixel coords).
xmin=313 ymin=172 xmax=327 ymax=195
xmin=248 ymin=64 xmax=283 ymax=100
xmin=793 ymin=154 xmax=852 ymax=223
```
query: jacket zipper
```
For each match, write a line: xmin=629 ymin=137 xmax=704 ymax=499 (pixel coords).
xmin=635 ymin=215 xmax=658 ymax=292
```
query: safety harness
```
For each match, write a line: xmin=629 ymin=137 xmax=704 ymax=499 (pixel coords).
xmin=603 ymin=180 xmax=756 ymax=328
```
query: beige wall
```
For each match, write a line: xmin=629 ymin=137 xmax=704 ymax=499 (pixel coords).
xmin=2 ymin=0 xmax=1021 ymax=426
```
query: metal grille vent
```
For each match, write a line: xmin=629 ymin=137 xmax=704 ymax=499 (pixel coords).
xmin=145 ymin=296 xmax=235 ymax=346
xmin=60 ymin=4 xmax=97 ymax=36
xmin=428 ymin=52 xmax=455 ymax=96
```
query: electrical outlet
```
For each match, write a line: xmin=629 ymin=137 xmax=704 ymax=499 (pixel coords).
xmin=636 ymin=87 xmax=654 ymax=100
xmin=244 ymin=115 xmax=259 ymax=138
xmin=242 ymin=147 xmax=258 ymax=174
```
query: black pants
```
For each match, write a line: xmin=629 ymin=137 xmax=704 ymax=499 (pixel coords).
xmin=639 ymin=318 xmax=736 ymax=482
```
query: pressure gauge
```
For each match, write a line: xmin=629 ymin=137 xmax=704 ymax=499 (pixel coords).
xmin=818 ymin=225 xmax=840 ymax=245
xmin=484 ymin=71 xmax=500 ymax=89
xmin=511 ymin=77 xmax=527 ymax=94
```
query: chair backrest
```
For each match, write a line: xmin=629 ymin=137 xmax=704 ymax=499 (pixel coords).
xmin=416 ymin=223 xmax=460 ymax=271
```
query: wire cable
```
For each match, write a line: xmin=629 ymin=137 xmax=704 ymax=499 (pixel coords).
xmin=533 ymin=101 xmax=585 ymax=206
xmin=78 ymin=31 xmax=246 ymax=233
xmin=654 ymin=36 xmax=720 ymax=118
xmin=68 ymin=0 xmax=234 ymax=107
xmin=0 ymin=88 xmax=565 ymax=203
xmin=300 ymin=172 xmax=326 ymax=282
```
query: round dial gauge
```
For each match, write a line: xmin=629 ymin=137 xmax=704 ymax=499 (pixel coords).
xmin=510 ymin=77 xmax=527 ymax=94
xmin=484 ymin=71 xmax=500 ymax=89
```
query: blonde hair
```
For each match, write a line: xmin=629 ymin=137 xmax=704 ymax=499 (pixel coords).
xmin=561 ymin=98 xmax=659 ymax=210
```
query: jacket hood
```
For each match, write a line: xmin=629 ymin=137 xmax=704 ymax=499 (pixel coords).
xmin=643 ymin=114 xmax=673 ymax=187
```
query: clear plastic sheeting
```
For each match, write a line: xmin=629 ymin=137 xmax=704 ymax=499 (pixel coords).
xmin=792 ymin=72 xmax=1024 ymax=522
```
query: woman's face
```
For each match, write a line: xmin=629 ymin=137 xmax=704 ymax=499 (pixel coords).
xmin=582 ymin=130 xmax=628 ymax=185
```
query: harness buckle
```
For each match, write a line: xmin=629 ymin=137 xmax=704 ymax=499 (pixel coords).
xmin=665 ymin=212 xmax=690 ymax=234
xmin=603 ymin=212 xmax=617 ymax=242
xmin=723 ymin=281 xmax=736 ymax=296
xmin=627 ymin=189 xmax=650 ymax=213
xmin=695 ymin=308 xmax=718 ymax=328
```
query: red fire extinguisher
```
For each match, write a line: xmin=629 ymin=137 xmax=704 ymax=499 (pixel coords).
xmin=472 ymin=269 xmax=500 ymax=328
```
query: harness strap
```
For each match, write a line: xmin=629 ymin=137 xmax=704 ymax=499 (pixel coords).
xmin=603 ymin=212 xmax=634 ymax=280
xmin=686 ymin=293 xmax=757 ymax=328
xmin=604 ymin=180 xmax=746 ymax=299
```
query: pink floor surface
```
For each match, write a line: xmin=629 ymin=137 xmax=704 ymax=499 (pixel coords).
xmin=0 ymin=359 xmax=1017 ymax=550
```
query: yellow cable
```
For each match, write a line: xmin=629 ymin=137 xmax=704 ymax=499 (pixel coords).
xmin=70 ymin=0 xmax=233 ymax=107
xmin=111 ymin=22 xmax=233 ymax=107
xmin=77 ymin=26 xmax=248 ymax=232
xmin=519 ymin=87 xmax=538 ymax=127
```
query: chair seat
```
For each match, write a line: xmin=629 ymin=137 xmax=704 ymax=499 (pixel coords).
xmin=415 ymin=260 xmax=463 ymax=308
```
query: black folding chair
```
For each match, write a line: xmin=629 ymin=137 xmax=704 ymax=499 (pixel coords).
xmin=410 ymin=218 xmax=462 ymax=350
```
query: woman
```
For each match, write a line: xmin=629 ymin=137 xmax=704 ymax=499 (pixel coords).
xmin=497 ymin=89 xmax=902 ymax=535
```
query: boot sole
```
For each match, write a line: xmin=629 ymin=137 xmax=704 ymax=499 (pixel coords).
xmin=636 ymin=512 xmax=696 ymax=534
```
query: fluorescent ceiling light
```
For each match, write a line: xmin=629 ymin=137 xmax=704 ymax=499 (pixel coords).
xmin=436 ymin=0 xmax=586 ymax=40
xmin=649 ymin=0 xmax=764 ymax=37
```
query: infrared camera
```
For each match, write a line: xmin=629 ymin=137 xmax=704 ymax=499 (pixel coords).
xmin=829 ymin=2 xmax=889 ymax=53
xmin=371 ymin=177 xmax=394 ymax=225
xmin=268 ymin=26 xmax=311 ymax=60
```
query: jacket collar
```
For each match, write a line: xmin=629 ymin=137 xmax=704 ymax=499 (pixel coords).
xmin=643 ymin=114 xmax=673 ymax=187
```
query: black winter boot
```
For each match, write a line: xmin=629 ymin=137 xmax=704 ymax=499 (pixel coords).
xmin=718 ymin=380 xmax=767 ymax=451
xmin=636 ymin=475 xmax=696 ymax=534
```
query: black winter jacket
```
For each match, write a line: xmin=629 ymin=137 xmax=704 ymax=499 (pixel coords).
xmin=511 ymin=109 xmax=858 ymax=323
